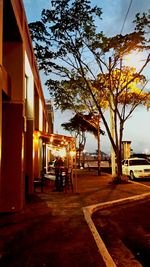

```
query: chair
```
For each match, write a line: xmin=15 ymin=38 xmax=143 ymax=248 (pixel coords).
xmin=64 ymin=168 xmax=74 ymax=192
xmin=34 ymin=174 xmax=45 ymax=192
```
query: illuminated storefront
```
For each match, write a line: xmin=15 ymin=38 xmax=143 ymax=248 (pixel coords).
xmin=33 ymin=131 xmax=76 ymax=175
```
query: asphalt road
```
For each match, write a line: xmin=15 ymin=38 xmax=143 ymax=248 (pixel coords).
xmin=93 ymin=198 xmax=150 ymax=267
xmin=134 ymin=179 xmax=150 ymax=187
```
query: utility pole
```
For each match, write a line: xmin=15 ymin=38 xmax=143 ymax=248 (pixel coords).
xmin=109 ymin=57 xmax=116 ymax=177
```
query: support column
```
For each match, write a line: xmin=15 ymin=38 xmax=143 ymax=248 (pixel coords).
xmin=0 ymin=39 xmax=25 ymax=212
xmin=0 ymin=0 xmax=3 ymax=153
xmin=0 ymin=69 xmax=2 ymax=201
xmin=0 ymin=0 xmax=3 ymax=64
xmin=24 ymin=55 xmax=34 ymax=194
xmin=0 ymin=0 xmax=3 ymax=208
xmin=0 ymin=103 xmax=24 ymax=212
xmin=25 ymin=119 xmax=34 ymax=194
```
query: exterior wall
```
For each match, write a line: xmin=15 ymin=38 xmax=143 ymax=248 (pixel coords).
xmin=0 ymin=0 xmax=53 ymax=212
xmin=39 ymin=99 xmax=43 ymax=131
xmin=3 ymin=42 xmax=24 ymax=100
xmin=34 ymin=92 xmax=39 ymax=130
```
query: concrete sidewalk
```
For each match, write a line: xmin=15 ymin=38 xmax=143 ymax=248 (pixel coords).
xmin=0 ymin=169 xmax=150 ymax=267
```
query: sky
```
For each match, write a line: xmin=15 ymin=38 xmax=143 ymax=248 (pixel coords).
xmin=23 ymin=0 xmax=150 ymax=155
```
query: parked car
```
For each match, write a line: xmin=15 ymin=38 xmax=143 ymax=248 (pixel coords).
xmin=131 ymin=153 xmax=150 ymax=161
xmin=122 ymin=157 xmax=150 ymax=180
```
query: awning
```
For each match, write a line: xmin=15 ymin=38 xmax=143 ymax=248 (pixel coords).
xmin=33 ymin=130 xmax=76 ymax=150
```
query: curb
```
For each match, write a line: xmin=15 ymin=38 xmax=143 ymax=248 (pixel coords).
xmin=83 ymin=191 xmax=150 ymax=267
xmin=130 ymin=180 xmax=150 ymax=189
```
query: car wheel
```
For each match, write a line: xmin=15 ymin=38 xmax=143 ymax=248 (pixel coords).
xmin=130 ymin=171 xmax=135 ymax=180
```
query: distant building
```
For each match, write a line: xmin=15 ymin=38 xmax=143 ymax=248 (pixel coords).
xmin=46 ymin=99 xmax=54 ymax=133
xmin=121 ymin=141 xmax=131 ymax=159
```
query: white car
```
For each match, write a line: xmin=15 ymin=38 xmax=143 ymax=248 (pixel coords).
xmin=122 ymin=157 xmax=150 ymax=180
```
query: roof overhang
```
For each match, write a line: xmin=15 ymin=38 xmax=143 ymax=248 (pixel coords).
xmin=33 ymin=130 xmax=76 ymax=150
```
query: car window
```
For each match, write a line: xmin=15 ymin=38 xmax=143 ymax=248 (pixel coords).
xmin=129 ymin=159 xmax=150 ymax=166
xmin=122 ymin=160 xmax=128 ymax=165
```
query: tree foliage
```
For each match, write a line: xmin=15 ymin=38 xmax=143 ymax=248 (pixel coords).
xmin=29 ymin=0 xmax=150 ymax=180
xmin=62 ymin=112 xmax=104 ymax=172
xmin=134 ymin=9 xmax=150 ymax=46
xmin=62 ymin=112 xmax=104 ymax=138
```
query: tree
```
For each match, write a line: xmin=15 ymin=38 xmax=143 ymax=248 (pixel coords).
xmin=61 ymin=112 xmax=105 ymax=173
xmin=94 ymin=64 xmax=149 ymax=178
xmin=29 ymin=0 xmax=150 ymax=181
xmin=134 ymin=9 xmax=150 ymax=44
xmin=58 ymin=75 xmax=107 ymax=176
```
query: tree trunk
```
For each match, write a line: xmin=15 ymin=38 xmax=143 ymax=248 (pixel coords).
xmin=116 ymin=153 xmax=122 ymax=177
xmin=78 ymin=149 xmax=81 ymax=168
xmin=113 ymin=145 xmax=123 ymax=183
xmin=114 ymin=123 xmax=124 ymax=182
xmin=97 ymin=116 xmax=101 ymax=176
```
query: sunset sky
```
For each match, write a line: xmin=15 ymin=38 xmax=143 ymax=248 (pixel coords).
xmin=23 ymin=0 xmax=150 ymax=155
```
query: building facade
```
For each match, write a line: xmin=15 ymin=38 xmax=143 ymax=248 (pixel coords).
xmin=122 ymin=141 xmax=131 ymax=160
xmin=0 ymin=0 xmax=53 ymax=212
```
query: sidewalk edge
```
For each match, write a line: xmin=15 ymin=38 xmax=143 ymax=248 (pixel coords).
xmin=83 ymin=192 xmax=150 ymax=267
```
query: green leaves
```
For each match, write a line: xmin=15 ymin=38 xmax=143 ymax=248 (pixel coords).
xmin=61 ymin=112 xmax=105 ymax=137
xmin=134 ymin=9 xmax=150 ymax=32
xmin=133 ymin=9 xmax=150 ymax=47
